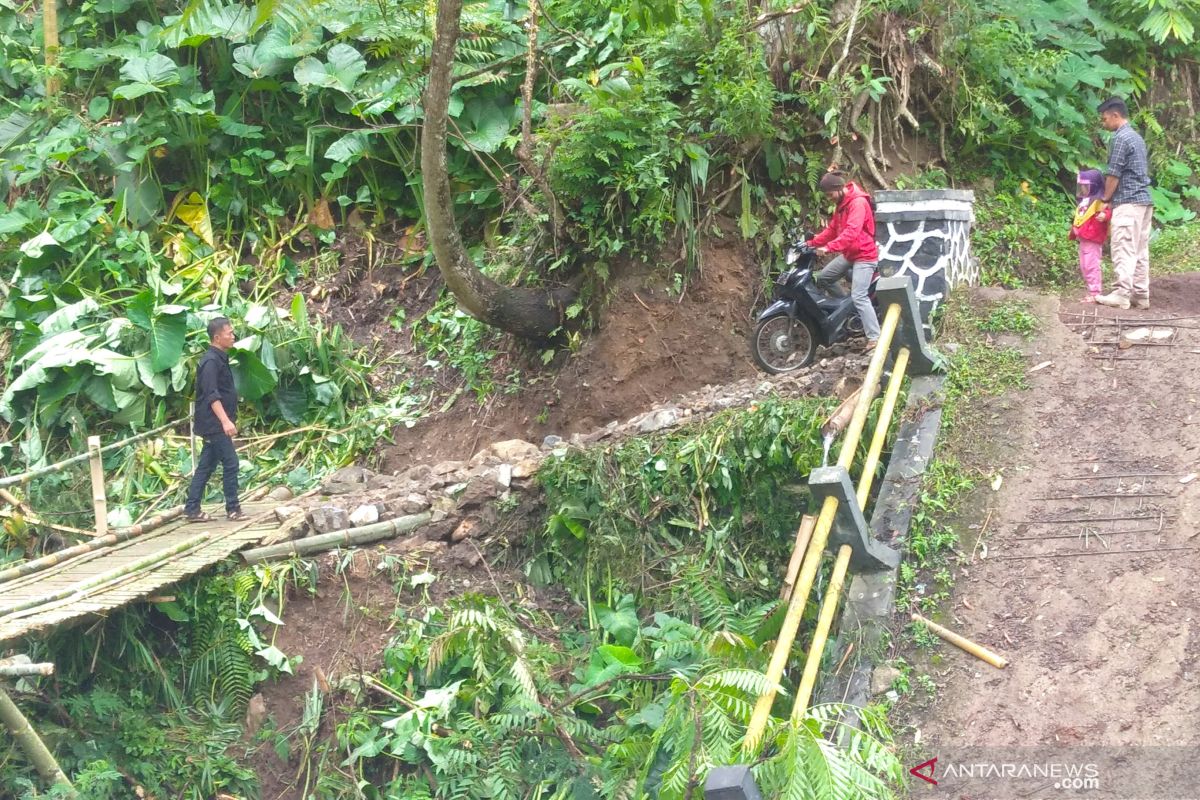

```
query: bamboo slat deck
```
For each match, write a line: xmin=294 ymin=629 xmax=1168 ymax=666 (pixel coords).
xmin=0 ymin=502 xmax=280 ymax=645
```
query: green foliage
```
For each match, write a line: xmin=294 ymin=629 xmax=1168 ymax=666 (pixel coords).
xmin=1 ymin=561 xmax=311 ymax=795
xmin=1150 ymin=219 xmax=1200 ymax=272
xmin=693 ymin=22 xmax=777 ymax=142
xmin=972 ymin=179 xmax=1077 ymax=288
xmin=977 ymin=300 xmax=1039 ymax=336
xmin=532 ymin=396 xmax=852 ymax=599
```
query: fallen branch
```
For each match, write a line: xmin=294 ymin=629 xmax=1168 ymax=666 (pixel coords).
xmin=0 ymin=662 xmax=55 ymax=677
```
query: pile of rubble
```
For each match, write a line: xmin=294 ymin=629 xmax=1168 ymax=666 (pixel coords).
xmin=254 ymin=351 xmax=867 ymax=562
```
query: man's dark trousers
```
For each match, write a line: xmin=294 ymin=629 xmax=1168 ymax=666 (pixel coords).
xmin=185 ymin=434 xmax=239 ymax=514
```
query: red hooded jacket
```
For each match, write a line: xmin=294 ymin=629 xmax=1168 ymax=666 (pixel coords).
xmin=807 ymin=182 xmax=879 ymax=262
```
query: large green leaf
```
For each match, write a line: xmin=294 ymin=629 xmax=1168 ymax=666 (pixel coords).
xmin=89 ymin=349 xmax=141 ymax=391
xmin=41 ymin=297 xmax=100 ymax=336
xmin=457 ymin=99 xmax=511 ymax=154
xmin=0 ymin=111 xmax=37 ymax=155
xmin=127 ymin=294 xmax=189 ymax=371
xmin=231 ymin=349 xmax=277 ymax=400
xmin=293 ymin=43 xmax=365 ymax=92
xmin=325 ymin=131 xmax=370 ymax=164
xmin=165 ymin=2 xmax=256 ymax=47
xmin=274 ymin=379 xmax=309 ymax=424
xmin=114 ymin=54 xmax=181 ymax=100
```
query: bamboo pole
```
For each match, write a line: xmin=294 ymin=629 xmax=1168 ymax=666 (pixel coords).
xmin=821 ymin=387 xmax=862 ymax=438
xmin=43 ymin=0 xmax=61 ymax=97
xmin=241 ymin=512 xmax=432 ymax=563
xmin=87 ymin=436 xmax=107 ymax=537
xmin=0 ymin=686 xmax=75 ymax=794
xmin=910 ymin=612 xmax=1008 ymax=668
xmin=791 ymin=544 xmax=852 ymax=718
xmin=0 ymin=533 xmax=210 ymax=619
xmin=0 ymin=662 xmax=54 ymax=677
xmin=788 ymin=347 xmax=912 ymax=719
xmin=0 ymin=420 xmax=179 ymax=489
xmin=779 ymin=515 xmax=816 ymax=601
xmin=743 ymin=304 xmax=902 ymax=753
xmin=855 ymin=347 xmax=911 ymax=507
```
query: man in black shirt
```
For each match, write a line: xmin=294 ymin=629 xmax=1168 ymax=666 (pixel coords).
xmin=184 ymin=316 xmax=244 ymax=521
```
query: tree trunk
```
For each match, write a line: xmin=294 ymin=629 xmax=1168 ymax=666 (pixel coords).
xmin=421 ymin=0 xmax=575 ymax=340
xmin=0 ymin=687 xmax=75 ymax=794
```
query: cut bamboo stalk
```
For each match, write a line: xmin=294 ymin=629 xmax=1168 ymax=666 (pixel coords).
xmin=0 ymin=686 xmax=74 ymax=793
xmin=822 ymin=387 xmax=862 ymax=438
xmin=0 ymin=505 xmax=93 ymax=538
xmin=0 ymin=662 xmax=54 ymax=677
xmin=780 ymin=515 xmax=817 ymax=600
xmin=241 ymin=512 xmax=432 ymax=563
xmin=0 ymin=420 xmax=178 ymax=489
xmin=43 ymin=0 xmax=61 ymax=97
xmin=0 ymin=533 xmax=210 ymax=619
xmin=87 ymin=436 xmax=107 ymax=537
xmin=911 ymin=612 xmax=1007 ymax=669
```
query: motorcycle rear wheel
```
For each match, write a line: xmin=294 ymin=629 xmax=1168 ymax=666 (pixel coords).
xmin=751 ymin=313 xmax=818 ymax=374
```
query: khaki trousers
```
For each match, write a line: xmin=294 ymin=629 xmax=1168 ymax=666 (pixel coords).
xmin=1109 ymin=204 xmax=1153 ymax=299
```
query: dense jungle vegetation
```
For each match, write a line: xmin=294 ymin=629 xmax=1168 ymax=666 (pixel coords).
xmin=2 ymin=0 xmax=1200 ymax=795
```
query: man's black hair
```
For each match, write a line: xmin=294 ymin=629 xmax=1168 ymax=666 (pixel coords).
xmin=207 ymin=316 xmax=232 ymax=340
xmin=1097 ymin=97 xmax=1128 ymax=118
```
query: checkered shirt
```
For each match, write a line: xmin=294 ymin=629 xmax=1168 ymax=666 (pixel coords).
xmin=1105 ymin=123 xmax=1152 ymax=206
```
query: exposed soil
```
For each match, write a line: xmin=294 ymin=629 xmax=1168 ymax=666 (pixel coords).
xmin=901 ymin=274 xmax=1200 ymax=798
xmin=311 ymin=228 xmax=769 ymax=469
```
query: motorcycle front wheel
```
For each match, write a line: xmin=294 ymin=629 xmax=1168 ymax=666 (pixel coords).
xmin=751 ymin=313 xmax=818 ymax=374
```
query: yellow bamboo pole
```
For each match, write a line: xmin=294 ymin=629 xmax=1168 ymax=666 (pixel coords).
xmin=791 ymin=544 xmax=852 ymax=718
xmin=43 ymin=0 xmax=61 ymax=97
xmin=836 ymin=303 xmax=902 ymax=471
xmin=743 ymin=302 xmax=902 ymax=753
xmin=87 ymin=436 xmax=107 ymax=538
xmin=911 ymin=613 xmax=1008 ymax=669
xmin=855 ymin=346 xmax=911 ymax=508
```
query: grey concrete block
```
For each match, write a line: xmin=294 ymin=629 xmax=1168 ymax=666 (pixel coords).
xmin=875 ymin=275 xmax=943 ymax=376
xmin=808 ymin=466 xmax=900 ymax=572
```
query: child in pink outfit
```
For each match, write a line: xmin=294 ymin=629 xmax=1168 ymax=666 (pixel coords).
xmin=1068 ymin=169 xmax=1109 ymax=303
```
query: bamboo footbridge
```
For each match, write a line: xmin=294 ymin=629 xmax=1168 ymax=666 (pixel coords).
xmin=0 ymin=425 xmax=291 ymax=647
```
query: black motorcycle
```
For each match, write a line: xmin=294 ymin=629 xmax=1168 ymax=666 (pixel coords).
xmin=750 ymin=239 xmax=880 ymax=374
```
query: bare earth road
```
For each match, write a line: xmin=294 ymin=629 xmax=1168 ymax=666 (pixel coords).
xmin=910 ymin=273 xmax=1200 ymax=800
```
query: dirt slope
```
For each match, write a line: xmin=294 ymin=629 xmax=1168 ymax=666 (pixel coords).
xmin=910 ymin=274 xmax=1200 ymax=797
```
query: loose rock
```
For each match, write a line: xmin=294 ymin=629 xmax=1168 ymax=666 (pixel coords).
xmin=267 ymin=486 xmax=294 ymax=502
xmin=310 ymin=505 xmax=350 ymax=533
xmin=349 ymin=504 xmax=380 ymax=526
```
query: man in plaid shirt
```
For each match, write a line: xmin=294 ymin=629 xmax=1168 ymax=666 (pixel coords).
xmin=1095 ymin=97 xmax=1154 ymax=310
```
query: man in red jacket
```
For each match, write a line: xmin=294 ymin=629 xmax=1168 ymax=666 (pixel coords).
xmin=806 ymin=172 xmax=880 ymax=349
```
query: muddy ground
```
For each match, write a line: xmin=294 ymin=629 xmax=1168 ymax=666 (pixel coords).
xmin=902 ymin=274 xmax=1200 ymax=799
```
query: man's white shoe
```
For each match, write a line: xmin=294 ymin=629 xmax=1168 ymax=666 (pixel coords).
xmin=1096 ymin=291 xmax=1131 ymax=310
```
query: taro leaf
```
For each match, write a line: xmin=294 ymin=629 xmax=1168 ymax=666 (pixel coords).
xmin=0 ymin=336 xmax=94 ymax=421
xmin=89 ymin=349 xmax=141 ymax=391
xmin=165 ymin=2 xmax=255 ymax=47
xmin=114 ymin=54 xmax=181 ymax=100
xmin=136 ymin=356 xmax=169 ymax=396
xmin=41 ymin=297 xmax=100 ymax=336
xmin=84 ymin=375 xmax=119 ymax=412
xmin=274 ymin=379 xmax=308 ymax=424
xmin=457 ymin=99 xmax=511 ymax=154
xmin=114 ymin=394 xmax=146 ymax=426
xmin=171 ymin=360 xmax=189 ymax=392
xmin=325 ymin=131 xmax=370 ymax=165
xmin=293 ymin=43 xmax=365 ymax=92
xmin=127 ymin=295 xmax=188 ymax=371
xmin=595 ymin=595 xmax=639 ymax=647
xmin=173 ymin=191 xmax=215 ymax=246
xmin=231 ymin=349 xmax=276 ymax=400
xmin=232 ymin=25 xmax=306 ymax=78
xmin=19 ymin=231 xmax=58 ymax=259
